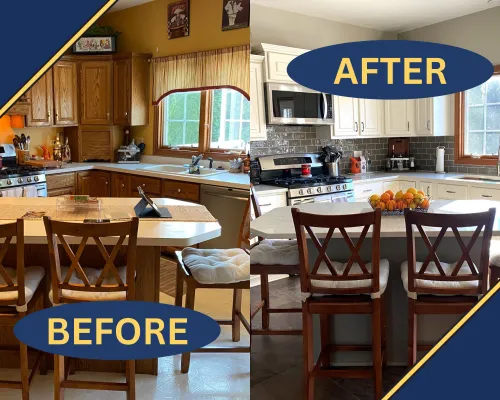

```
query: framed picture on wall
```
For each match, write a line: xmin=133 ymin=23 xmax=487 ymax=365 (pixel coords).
xmin=168 ymin=0 xmax=190 ymax=39
xmin=222 ymin=0 xmax=250 ymax=31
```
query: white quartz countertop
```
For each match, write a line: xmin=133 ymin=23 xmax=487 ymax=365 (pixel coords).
xmin=251 ymin=200 xmax=500 ymax=239
xmin=43 ymin=162 xmax=250 ymax=190
xmin=0 ymin=197 xmax=221 ymax=247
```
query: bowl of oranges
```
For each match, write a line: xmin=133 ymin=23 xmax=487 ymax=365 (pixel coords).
xmin=368 ymin=187 xmax=431 ymax=215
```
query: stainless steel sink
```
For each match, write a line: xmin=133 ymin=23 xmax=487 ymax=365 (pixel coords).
xmin=456 ymin=175 xmax=500 ymax=183
xmin=140 ymin=164 xmax=226 ymax=177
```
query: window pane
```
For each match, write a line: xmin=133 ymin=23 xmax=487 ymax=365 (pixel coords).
xmin=162 ymin=91 xmax=201 ymax=148
xmin=486 ymin=132 xmax=500 ymax=155
xmin=487 ymin=77 xmax=500 ymax=104
xmin=468 ymin=106 xmax=484 ymax=130
xmin=186 ymin=92 xmax=201 ymax=120
xmin=468 ymin=85 xmax=484 ymax=105
xmin=467 ymin=133 xmax=484 ymax=155
xmin=241 ymin=122 xmax=250 ymax=142
xmin=166 ymin=121 xmax=184 ymax=146
xmin=167 ymin=94 xmax=185 ymax=120
xmin=242 ymin=99 xmax=250 ymax=120
xmin=486 ymin=105 xmax=500 ymax=130
xmin=185 ymin=121 xmax=200 ymax=146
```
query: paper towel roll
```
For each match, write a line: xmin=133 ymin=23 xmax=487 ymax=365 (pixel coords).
xmin=436 ymin=146 xmax=445 ymax=173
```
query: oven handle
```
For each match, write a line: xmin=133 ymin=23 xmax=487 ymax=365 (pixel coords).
xmin=322 ymin=93 xmax=328 ymax=120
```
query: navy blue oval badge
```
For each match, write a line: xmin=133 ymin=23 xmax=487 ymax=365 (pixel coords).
xmin=287 ymin=40 xmax=493 ymax=99
xmin=14 ymin=301 xmax=221 ymax=360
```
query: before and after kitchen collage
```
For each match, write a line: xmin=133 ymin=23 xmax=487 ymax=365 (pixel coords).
xmin=1 ymin=0 xmax=500 ymax=399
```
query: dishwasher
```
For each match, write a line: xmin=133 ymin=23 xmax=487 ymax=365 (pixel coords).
xmin=200 ymin=185 xmax=249 ymax=249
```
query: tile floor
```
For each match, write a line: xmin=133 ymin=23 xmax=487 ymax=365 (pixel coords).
xmin=250 ymin=276 xmax=406 ymax=400
xmin=0 ymin=291 xmax=250 ymax=399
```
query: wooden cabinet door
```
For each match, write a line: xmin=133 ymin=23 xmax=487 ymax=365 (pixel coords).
xmin=80 ymin=61 xmax=113 ymax=125
xmin=415 ymin=98 xmax=433 ymax=136
xmin=80 ymin=128 xmax=112 ymax=161
xmin=53 ymin=61 xmax=78 ymax=126
xmin=385 ymin=100 xmax=415 ymax=136
xmin=111 ymin=173 xmax=130 ymax=197
xmin=359 ymin=99 xmax=385 ymax=136
xmin=334 ymin=96 xmax=359 ymax=136
xmin=113 ymin=59 xmax=131 ymax=126
xmin=76 ymin=172 xmax=92 ymax=195
xmin=90 ymin=171 xmax=111 ymax=197
xmin=250 ymin=56 xmax=267 ymax=140
xmin=26 ymin=71 xmax=53 ymax=127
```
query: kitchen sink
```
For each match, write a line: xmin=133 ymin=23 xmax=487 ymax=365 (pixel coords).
xmin=141 ymin=164 xmax=226 ymax=176
xmin=456 ymin=175 xmax=500 ymax=183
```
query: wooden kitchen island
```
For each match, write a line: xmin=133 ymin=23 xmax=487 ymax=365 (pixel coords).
xmin=251 ymin=200 xmax=500 ymax=366
xmin=0 ymin=197 xmax=221 ymax=375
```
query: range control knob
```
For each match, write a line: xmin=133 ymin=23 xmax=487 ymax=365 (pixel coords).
xmin=343 ymin=184 xmax=347 ymax=190
xmin=17 ymin=178 xmax=23 ymax=184
xmin=317 ymin=187 xmax=322 ymax=193
xmin=6 ymin=179 xmax=12 ymax=185
xmin=336 ymin=185 xmax=340 ymax=191
xmin=27 ymin=177 xmax=32 ymax=183
xmin=327 ymin=186 xmax=332 ymax=192
xmin=298 ymin=189 xmax=304 ymax=196
xmin=307 ymin=188 xmax=312 ymax=194
xmin=34 ymin=176 xmax=39 ymax=182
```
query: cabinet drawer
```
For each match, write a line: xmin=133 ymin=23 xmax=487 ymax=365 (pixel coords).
xmin=253 ymin=192 xmax=287 ymax=216
xmin=46 ymin=173 xmax=75 ymax=190
xmin=48 ymin=187 xmax=75 ymax=197
xmin=469 ymin=186 xmax=500 ymax=201
xmin=163 ymin=180 xmax=200 ymax=202
xmin=437 ymin=184 xmax=467 ymax=200
xmin=354 ymin=182 xmax=384 ymax=199
xmin=130 ymin=176 xmax=161 ymax=195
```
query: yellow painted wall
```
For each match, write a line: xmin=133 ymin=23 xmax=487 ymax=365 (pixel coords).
xmin=100 ymin=0 xmax=250 ymax=155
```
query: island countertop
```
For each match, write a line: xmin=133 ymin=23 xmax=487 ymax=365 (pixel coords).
xmin=251 ymin=200 xmax=500 ymax=239
xmin=0 ymin=197 xmax=221 ymax=247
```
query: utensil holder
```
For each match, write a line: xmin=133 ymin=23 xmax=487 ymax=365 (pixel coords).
xmin=326 ymin=162 xmax=339 ymax=177
xmin=16 ymin=150 xmax=29 ymax=165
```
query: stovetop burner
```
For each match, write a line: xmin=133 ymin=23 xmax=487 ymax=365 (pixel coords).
xmin=273 ymin=174 xmax=353 ymax=189
xmin=0 ymin=165 xmax=44 ymax=178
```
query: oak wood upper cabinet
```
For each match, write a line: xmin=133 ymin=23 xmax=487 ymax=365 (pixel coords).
xmin=76 ymin=171 xmax=92 ymax=195
xmin=53 ymin=61 xmax=78 ymax=126
xmin=65 ymin=125 xmax=122 ymax=162
xmin=90 ymin=171 xmax=111 ymax=197
xmin=111 ymin=173 xmax=130 ymax=197
xmin=113 ymin=53 xmax=151 ymax=127
xmin=80 ymin=60 xmax=113 ymax=125
xmin=26 ymin=72 xmax=53 ymax=127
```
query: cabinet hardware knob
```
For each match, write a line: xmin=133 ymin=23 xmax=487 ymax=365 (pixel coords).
xmin=125 ymin=112 xmax=128 ymax=116
xmin=354 ymin=122 xmax=358 ymax=132
xmin=427 ymin=120 xmax=430 ymax=130
xmin=107 ymin=112 xmax=110 ymax=119
xmin=446 ymin=190 xmax=456 ymax=194
xmin=105 ymin=182 xmax=109 ymax=185
xmin=121 ymin=184 xmax=125 ymax=187
xmin=48 ymin=110 xmax=51 ymax=118
xmin=482 ymin=195 xmax=493 ymax=198
xmin=408 ymin=121 xmax=410 ymax=131
xmin=142 ymin=184 xmax=146 ymax=187
xmin=178 ymin=189 xmax=182 ymax=193
xmin=361 ymin=122 xmax=365 ymax=132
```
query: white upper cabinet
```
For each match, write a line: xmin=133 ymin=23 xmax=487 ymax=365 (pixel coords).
xmin=415 ymin=98 xmax=433 ymax=136
xmin=250 ymin=55 xmax=267 ymax=141
xmin=359 ymin=99 xmax=385 ymax=136
xmin=334 ymin=96 xmax=359 ymax=136
xmin=385 ymin=100 xmax=416 ymax=136
xmin=433 ymin=94 xmax=454 ymax=136
xmin=257 ymin=43 xmax=308 ymax=83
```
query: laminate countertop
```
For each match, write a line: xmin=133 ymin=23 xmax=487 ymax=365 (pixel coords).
xmin=42 ymin=162 xmax=250 ymax=190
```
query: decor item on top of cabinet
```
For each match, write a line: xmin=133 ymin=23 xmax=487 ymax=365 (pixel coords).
xmin=222 ymin=0 xmax=249 ymax=31
xmin=72 ymin=25 xmax=120 ymax=54
xmin=168 ymin=0 xmax=190 ymax=39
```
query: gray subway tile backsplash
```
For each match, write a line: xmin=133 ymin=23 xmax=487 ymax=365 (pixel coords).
xmin=251 ymin=125 xmax=498 ymax=176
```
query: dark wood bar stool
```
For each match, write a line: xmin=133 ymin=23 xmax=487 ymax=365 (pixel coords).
xmin=402 ymin=208 xmax=495 ymax=367
xmin=43 ymin=216 xmax=139 ymax=400
xmin=250 ymin=184 xmax=302 ymax=335
xmin=488 ymin=240 xmax=500 ymax=288
xmin=0 ymin=219 xmax=46 ymax=399
xmin=175 ymin=199 xmax=251 ymax=373
xmin=292 ymin=208 xmax=388 ymax=400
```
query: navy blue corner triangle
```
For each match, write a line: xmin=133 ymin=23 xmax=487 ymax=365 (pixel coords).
xmin=390 ymin=287 xmax=500 ymax=399
xmin=0 ymin=0 xmax=116 ymax=115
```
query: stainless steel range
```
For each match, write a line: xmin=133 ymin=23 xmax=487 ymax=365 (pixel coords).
xmin=257 ymin=153 xmax=354 ymax=205
xmin=0 ymin=145 xmax=47 ymax=197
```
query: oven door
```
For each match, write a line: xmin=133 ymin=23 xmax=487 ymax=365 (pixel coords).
xmin=266 ymin=83 xmax=333 ymax=126
xmin=290 ymin=191 xmax=354 ymax=206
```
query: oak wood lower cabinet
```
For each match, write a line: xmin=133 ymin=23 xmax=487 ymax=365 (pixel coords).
xmin=111 ymin=173 xmax=130 ymax=197
xmin=46 ymin=173 xmax=76 ymax=197
xmin=90 ymin=171 xmax=111 ymax=197
xmin=76 ymin=171 xmax=92 ymax=195
xmin=162 ymin=180 xmax=200 ymax=203
xmin=129 ymin=175 xmax=161 ymax=197
xmin=65 ymin=125 xmax=122 ymax=162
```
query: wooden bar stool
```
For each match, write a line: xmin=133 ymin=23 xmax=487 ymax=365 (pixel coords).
xmin=43 ymin=216 xmax=139 ymax=400
xmin=175 ymin=199 xmax=251 ymax=373
xmin=402 ymin=208 xmax=495 ymax=366
xmin=292 ymin=208 xmax=388 ymax=400
xmin=488 ymin=240 xmax=500 ymax=288
xmin=250 ymin=184 xmax=302 ymax=335
xmin=0 ymin=219 xmax=46 ymax=400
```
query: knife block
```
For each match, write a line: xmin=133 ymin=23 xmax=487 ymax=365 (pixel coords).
xmin=16 ymin=149 xmax=29 ymax=165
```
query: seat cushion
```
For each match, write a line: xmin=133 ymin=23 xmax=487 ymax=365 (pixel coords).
xmin=309 ymin=259 xmax=390 ymax=299
xmin=49 ymin=266 xmax=129 ymax=303
xmin=490 ymin=239 xmax=500 ymax=266
xmin=181 ymin=248 xmax=249 ymax=284
xmin=401 ymin=261 xmax=479 ymax=298
xmin=250 ymin=239 xmax=300 ymax=265
xmin=0 ymin=266 xmax=45 ymax=308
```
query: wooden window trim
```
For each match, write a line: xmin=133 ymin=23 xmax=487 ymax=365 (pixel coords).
xmin=153 ymin=89 xmax=246 ymax=161
xmin=455 ymin=65 xmax=500 ymax=166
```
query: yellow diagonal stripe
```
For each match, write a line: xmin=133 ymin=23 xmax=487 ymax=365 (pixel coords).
xmin=384 ymin=280 xmax=500 ymax=399
xmin=0 ymin=0 xmax=119 ymax=117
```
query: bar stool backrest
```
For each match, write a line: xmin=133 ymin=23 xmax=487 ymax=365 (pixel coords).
xmin=43 ymin=217 xmax=139 ymax=304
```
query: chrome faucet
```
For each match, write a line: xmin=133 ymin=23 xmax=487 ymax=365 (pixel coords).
xmin=189 ymin=154 xmax=203 ymax=174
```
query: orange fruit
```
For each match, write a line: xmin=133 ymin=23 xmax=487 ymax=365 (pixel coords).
xmin=407 ymin=188 xmax=418 ymax=195
xmin=380 ymin=193 xmax=391 ymax=202
xmin=396 ymin=201 xmax=405 ymax=210
xmin=395 ymin=190 xmax=404 ymax=200
xmin=404 ymin=192 xmax=414 ymax=204
xmin=387 ymin=200 xmax=396 ymax=211
xmin=375 ymin=202 xmax=386 ymax=210
xmin=420 ymin=199 xmax=430 ymax=209
xmin=401 ymin=202 xmax=408 ymax=209
xmin=385 ymin=190 xmax=394 ymax=200
xmin=417 ymin=190 xmax=426 ymax=196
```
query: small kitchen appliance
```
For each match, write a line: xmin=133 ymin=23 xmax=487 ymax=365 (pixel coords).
xmin=257 ymin=153 xmax=354 ymax=205
xmin=435 ymin=146 xmax=446 ymax=173
xmin=385 ymin=138 xmax=414 ymax=172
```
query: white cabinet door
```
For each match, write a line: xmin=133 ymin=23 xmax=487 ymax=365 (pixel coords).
xmin=385 ymin=100 xmax=415 ymax=136
xmin=251 ymin=192 xmax=287 ymax=218
xmin=265 ymin=52 xmax=296 ymax=83
xmin=359 ymin=99 xmax=385 ymax=136
xmin=433 ymin=94 xmax=454 ymax=136
xmin=417 ymin=181 xmax=434 ymax=197
xmin=415 ymin=98 xmax=433 ymax=136
xmin=383 ymin=180 xmax=400 ymax=193
xmin=250 ymin=56 xmax=267 ymax=141
xmin=334 ymin=96 xmax=359 ymax=136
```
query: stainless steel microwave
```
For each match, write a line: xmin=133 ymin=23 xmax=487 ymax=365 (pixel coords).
xmin=265 ymin=82 xmax=334 ymax=126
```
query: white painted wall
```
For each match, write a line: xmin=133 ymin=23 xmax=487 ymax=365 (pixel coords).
xmin=400 ymin=7 xmax=500 ymax=64
xmin=251 ymin=4 xmax=396 ymax=50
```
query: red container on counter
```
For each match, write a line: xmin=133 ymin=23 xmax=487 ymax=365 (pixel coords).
xmin=301 ymin=164 xmax=311 ymax=177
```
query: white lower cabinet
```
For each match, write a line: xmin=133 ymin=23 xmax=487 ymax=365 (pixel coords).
xmin=417 ymin=181 xmax=434 ymax=197
xmin=251 ymin=191 xmax=287 ymax=218
xmin=383 ymin=180 xmax=400 ymax=193
xmin=354 ymin=182 xmax=384 ymax=201
xmin=469 ymin=186 xmax=500 ymax=201
xmin=436 ymin=184 xmax=468 ymax=200
xmin=398 ymin=180 xmax=417 ymax=190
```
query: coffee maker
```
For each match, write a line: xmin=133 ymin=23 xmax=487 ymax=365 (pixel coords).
xmin=385 ymin=138 xmax=415 ymax=172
